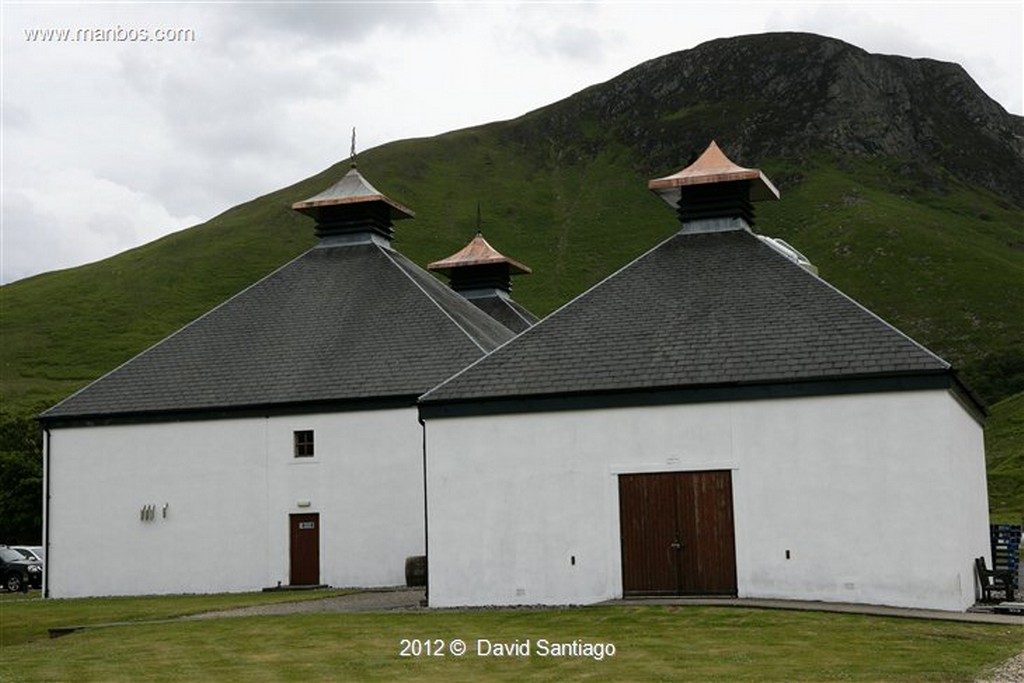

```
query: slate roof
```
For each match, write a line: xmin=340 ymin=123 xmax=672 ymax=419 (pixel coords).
xmin=466 ymin=295 xmax=538 ymax=334
xmin=42 ymin=242 xmax=514 ymax=422
xmin=421 ymin=228 xmax=950 ymax=405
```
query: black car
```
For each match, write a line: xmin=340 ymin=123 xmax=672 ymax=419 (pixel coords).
xmin=0 ymin=546 xmax=40 ymax=592
xmin=10 ymin=547 xmax=44 ymax=589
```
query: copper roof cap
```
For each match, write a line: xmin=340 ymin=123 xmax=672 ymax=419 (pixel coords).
xmin=428 ymin=233 xmax=532 ymax=274
xmin=292 ymin=166 xmax=415 ymax=219
xmin=648 ymin=141 xmax=780 ymax=206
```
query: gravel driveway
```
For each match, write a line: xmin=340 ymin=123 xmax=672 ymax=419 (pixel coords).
xmin=183 ymin=588 xmax=425 ymax=621
xmin=974 ymin=651 xmax=1024 ymax=683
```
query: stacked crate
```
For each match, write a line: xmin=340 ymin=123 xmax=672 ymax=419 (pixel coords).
xmin=990 ymin=524 xmax=1022 ymax=592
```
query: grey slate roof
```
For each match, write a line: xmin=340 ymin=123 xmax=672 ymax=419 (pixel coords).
xmin=421 ymin=229 xmax=950 ymax=404
xmin=467 ymin=296 xmax=539 ymax=334
xmin=42 ymin=242 xmax=514 ymax=421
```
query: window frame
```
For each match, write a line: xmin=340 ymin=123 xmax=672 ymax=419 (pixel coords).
xmin=293 ymin=430 xmax=315 ymax=458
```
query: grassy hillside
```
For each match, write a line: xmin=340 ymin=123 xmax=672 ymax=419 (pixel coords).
xmin=986 ymin=392 xmax=1024 ymax=522
xmin=756 ymin=154 xmax=1024 ymax=403
xmin=1 ymin=192 xmax=315 ymax=410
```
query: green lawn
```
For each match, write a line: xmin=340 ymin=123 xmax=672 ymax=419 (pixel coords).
xmin=0 ymin=589 xmax=356 ymax=647
xmin=0 ymin=591 xmax=1020 ymax=682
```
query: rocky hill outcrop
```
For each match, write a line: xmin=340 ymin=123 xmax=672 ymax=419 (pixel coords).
xmin=515 ymin=33 xmax=1024 ymax=204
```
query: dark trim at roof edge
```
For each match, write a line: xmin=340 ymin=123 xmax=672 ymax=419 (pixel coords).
xmin=38 ymin=395 xmax=419 ymax=429
xmin=418 ymin=372 xmax=986 ymax=425
xmin=948 ymin=370 xmax=989 ymax=424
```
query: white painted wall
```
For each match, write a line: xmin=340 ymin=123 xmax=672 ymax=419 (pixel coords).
xmin=425 ymin=389 xmax=990 ymax=611
xmin=45 ymin=408 xmax=425 ymax=597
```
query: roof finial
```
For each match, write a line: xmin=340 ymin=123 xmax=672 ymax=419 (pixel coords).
xmin=350 ymin=127 xmax=357 ymax=168
xmin=476 ymin=201 xmax=482 ymax=236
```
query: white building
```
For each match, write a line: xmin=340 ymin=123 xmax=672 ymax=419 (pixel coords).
xmin=40 ymin=142 xmax=991 ymax=610
xmin=419 ymin=142 xmax=991 ymax=612
xmin=39 ymin=164 xmax=533 ymax=598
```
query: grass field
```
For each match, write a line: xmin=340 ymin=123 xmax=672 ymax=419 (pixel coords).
xmin=0 ymin=591 xmax=1020 ymax=682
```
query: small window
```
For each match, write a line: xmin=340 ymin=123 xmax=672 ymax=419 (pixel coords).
xmin=294 ymin=430 xmax=314 ymax=458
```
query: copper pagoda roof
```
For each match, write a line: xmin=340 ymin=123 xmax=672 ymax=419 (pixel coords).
xmin=648 ymin=141 xmax=780 ymax=205
xmin=428 ymin=232 xmax=531 ymax=275
xmin=292 ymin=165 xmax=415 ymax=219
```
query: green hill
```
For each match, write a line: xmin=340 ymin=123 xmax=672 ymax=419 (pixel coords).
xmin=986 ymin=392 xmax=1024 ymax=522
xmin=1 ymin=34 xmax=1022 ymax=525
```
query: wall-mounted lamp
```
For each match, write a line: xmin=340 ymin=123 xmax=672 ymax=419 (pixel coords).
xmin=297 ymin=500 xmax=312 ymax=508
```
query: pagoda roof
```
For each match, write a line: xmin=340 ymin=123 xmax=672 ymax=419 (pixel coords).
xmin=428 ymin=233 xmax=531 ymax=275
xmin=292 ymin=166 xmax=415 ymax=220
xmin=648 ymin=141 xmax=780 ymax=205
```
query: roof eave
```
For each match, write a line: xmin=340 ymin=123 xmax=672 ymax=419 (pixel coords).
xmin=648 ymin=171 xmax=780 ymax=204
xmin=428 ymin=256 xmax=532 ymax=274
xmin=39 ymin=394 xmax=424 ymax=428
xmin=419 ymin=369 xmax=964 ymax=418
xmin=647 ymin=140 xmax=781 ymax=205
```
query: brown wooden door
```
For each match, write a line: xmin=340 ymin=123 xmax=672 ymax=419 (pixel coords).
xmin=289 ymin=513 xmax=320 ymax=586
xmin=619 ymin=471 xmax=736 ymax=596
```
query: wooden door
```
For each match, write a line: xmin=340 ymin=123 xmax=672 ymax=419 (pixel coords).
xmin=289 ymin=513 xmax=320 ymax=586
xmin=619 ymin=471 xmax=736 ymax=596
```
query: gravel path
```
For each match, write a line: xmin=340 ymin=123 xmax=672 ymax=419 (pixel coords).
xmin=183 ymin=588 xmax=425 ymax=620
xmin=974 ymin=651 xmax=1024 ymax=683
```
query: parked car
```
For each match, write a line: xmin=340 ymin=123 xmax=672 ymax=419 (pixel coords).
xmin=0 ymin=546 xmax=39 ymax=592
xmin=10 ymin=546 xmax=44 ymax=588
xmin=11 ymin=546 xmax=44 ymax=562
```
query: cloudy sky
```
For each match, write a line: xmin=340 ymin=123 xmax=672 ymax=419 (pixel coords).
xmin=2 ymin=1 xmax=1021 ymax=285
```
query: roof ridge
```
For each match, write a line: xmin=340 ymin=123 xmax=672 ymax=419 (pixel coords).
xmin=503 ymin=299 xmax=537 ymax=327
xmin=377 ymin=245 xmax=491 ymax=354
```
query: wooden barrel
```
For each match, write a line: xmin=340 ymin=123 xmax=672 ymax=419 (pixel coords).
xmin=405 ymin=555 xmax=427 ymax=587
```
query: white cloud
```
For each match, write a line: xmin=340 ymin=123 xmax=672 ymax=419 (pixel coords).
xmin=3 ymin=168 xmax=203 ymax=283
xmin=220 ymin=2 xmax=439 ymax=43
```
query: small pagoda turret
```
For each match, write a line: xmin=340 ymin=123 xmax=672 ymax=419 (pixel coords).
xmin=650 ymin=141 xmax=815 ymax=273
xmin=648 ymin=140 xmax=779 ymax=231
xmin=429 ymin=232 xmax=537 ymax=333
xmin=292 ymin=163 xmax=415 ymax=245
